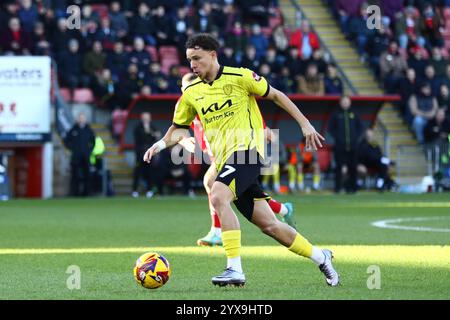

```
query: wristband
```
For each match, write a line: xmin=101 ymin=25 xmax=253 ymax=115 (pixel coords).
xmin=155 ymin=140 xmax=166 ymax=151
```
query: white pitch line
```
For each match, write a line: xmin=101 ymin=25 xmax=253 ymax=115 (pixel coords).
xmin=371 ymin=216 xmax=450 ymax=233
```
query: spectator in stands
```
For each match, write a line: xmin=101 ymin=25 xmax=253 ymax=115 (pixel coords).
xmin=65 ymin=112 xmax=95 ymax=197
xmin=222 ymin=3 xmax=241 ymax=34
xmin=274 ymin=66 xmax=296 ymax=94
xmin=93 ymin=69 xmax=118 ymax=110
xmin=380 ymin=0 xmax=404 ymax=25
xmin=193 ymin=2 xmax=216 ymax=34
xmin=424 ymin=65 xmax=441 ymax=96
xmin=240 ymin=0 xmax=270 ymax=27
xmin=248 ymin=24 xmax=269 ymax=61
xmin=430 ymin=47 xmax=448 ymax=78
xmin=408 ymin=47 xmax=428 ymax=79
xmin=420 ymin=3 xmax=444 ymax=50
xmin=271 ymin=24 xmax=289 ymax=55
xmin=408 ymin=82 xmax=439 ymax=144
xmin=259 ymin=63 xmax=275 ymax=85
xmin=140 ymin=85 xmax=151 ymax=95
xmin=83 ymin=41 xmax=106 ymax=83
xmin=118 ymin=63 xmax=145 ymax=107
xmin=130 ymin=2 xmax=156 ymax=46
xmin=146 ymin=62 xmax=167 ymax=93
xmin=109 ymin=1 xmax=129 ymax=41
xmin=241 ymin=44 xmax=261 ymax=71
xmin=30 ymin=21 xmax=51 ymax=56
xmin=0 ymin=17 xmax=31 ymax=55
xmin=348 ymin=2 xmax=375 ymax=58
xmin=324 ymin=63 xmax=344 ymax=95
xmin=297 ymin=63 xmax=324 ymax=95
xmin=328 ymin=95 xmax=364 ymax=194
xmin=153 ymin=5 xmax=174 ymax=46
xmin=173 ymin=6 xmax=191 ymax=53
xmin=399 ymin=68 xmax=419 ymax=117
xmin=51 ymin=17 xmax=75 ymax=56
xmin=424 ymin=108 xmax=450 ymax=143
xmin=0 ymin=1 xmax=18 ymax=33
xmin=226 ymin=21 xmax=248 ymax=62
xmin=262 ymin=47 xmax=282 ymax=74
xmin=395 ymin=6 xmax=424 ymax=49
xmin=380 ymin=40 xmax=408 ymax=93
xmin=132 ymin=112 xmax=161 ymax=198
xmin=219 ymin=46 xmax=238 ymax=67
xmin=81 ymin=4 xmax=100 ymax=27
xmin=96 ymin=17 xmax=118 ymax=50
xmin=289 ymin=20 xmax=320 ymax=60
xmin=437 ymin=84 xmax=450 ymax=110
xmin=167 ymin=65 xmax=182 ymax=93
xmin=366 ymin=24 xmax=390 ymax=77
xmin=57 ymin=39 xmax=90 ymax=92
xmin=17 ymin=0 xmax=39 ymax=33
xmin=128 ymin=36 xmax=152 ymax=74
xmin=357 ymin=128 xmax=396 ymax=191
xmin=106 ymin=41 xmax=128 ymax=82
xmin=439 ymin=64 xmax=450 ymax=90
xmin=285 ymin=46 xmax=303 ymax=80
xmin=307 ymin=49 xmax=328 ymax=75
xmin=332 ymin=0 xmax=366 ymax=37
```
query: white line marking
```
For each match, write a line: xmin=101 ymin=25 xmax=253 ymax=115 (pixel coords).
xmin=371 ymin=216 xmax=450 ymax=233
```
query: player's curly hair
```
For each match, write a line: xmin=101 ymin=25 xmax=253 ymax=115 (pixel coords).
xmin=185 ymin=33 xmax=220 ymax=51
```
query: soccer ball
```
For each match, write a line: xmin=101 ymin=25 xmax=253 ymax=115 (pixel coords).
xmin=133 ymin=252 xmax=171 ymax=289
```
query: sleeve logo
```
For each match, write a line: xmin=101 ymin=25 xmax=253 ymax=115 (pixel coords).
xmin=252 ymin=72 xmax=262 ymax=82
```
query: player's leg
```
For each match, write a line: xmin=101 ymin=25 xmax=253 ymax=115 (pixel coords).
xmin=210 ymin=181 xmax=245 ymax=286
xmin=197 ymin=164 xmax=222 ymax=247
xmin=297 ymin=163 xmax=304 ymax=191
xmin=287 ymin=163 xmax=297 ymax=192
xmin=251 ymin=200 xmax=340 ymax=286
xmin=312 ymin=160 xmax=321 ymax=191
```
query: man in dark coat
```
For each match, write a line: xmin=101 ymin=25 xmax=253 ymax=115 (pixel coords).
xmin=132 ymin=112 xmax=161 ymax=197
xmin=328 ymin=96 xmax=364 ymax=193
xmin=65 ymin=113 xmax=95 ymax=197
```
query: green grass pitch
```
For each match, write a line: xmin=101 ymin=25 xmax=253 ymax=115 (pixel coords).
xmin=0 ymin=193 xmax=449 ymax=300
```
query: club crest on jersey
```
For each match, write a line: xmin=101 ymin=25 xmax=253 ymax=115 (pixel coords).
xmin=252 ymin=72 xmax=261 ymax=82
xmin=223 ymin=84 xmax=233 ymax=95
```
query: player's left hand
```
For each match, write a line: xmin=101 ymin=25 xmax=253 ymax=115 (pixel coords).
xmin=302 ymin=122 xmax=325 ymax=151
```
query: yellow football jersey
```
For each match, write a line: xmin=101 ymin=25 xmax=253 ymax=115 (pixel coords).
xmin=173 ymin=66 xmax=270 ymax=170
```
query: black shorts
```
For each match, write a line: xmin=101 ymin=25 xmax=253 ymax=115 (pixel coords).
xmin=216 ymin=149 xmax=271 ymax=221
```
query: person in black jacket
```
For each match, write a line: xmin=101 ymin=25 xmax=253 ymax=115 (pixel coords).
xmin=132 ymin=112 xmax=161 ymax=198
xmin=65 ymin=113 xmax=96 ymax=197
xmin=328 ymin=95 xmax=364 ymax=193
xmin=357 ymin=128 xmax=396 ymax=191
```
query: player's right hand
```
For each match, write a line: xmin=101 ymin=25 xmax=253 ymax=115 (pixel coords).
xmin=143 ymin=144 xmax=159 ymax=163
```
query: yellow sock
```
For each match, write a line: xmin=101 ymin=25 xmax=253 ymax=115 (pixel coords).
xmin=288 ymin=164 xmax=296 ymax=186
xmin=297 ymin=173 xmax=304 ymax=185
xmin=222 ymin=230 xmax=241 ymax=259
xmin=313 ymin=174 xmax=320 ymax=186
xmin=288 ymin=233 xmax=313 ymax=258
xmin=273 ymin=164 xmax=280 ymax=185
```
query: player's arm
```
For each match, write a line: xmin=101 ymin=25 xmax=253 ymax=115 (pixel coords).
xmin=265 ymin=86 xmax=324 ymax=151
xmin=143 ymin=125 xmax=190 ymax=163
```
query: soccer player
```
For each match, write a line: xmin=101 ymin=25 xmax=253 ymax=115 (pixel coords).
xmin=178 ymin=73 xmax=296 ymax=247
xmin=144 ymin=34 xmax=340 ymax=287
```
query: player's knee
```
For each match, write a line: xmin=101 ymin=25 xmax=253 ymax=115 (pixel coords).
xmin=210 ymin=192 xmax=226 ymax=213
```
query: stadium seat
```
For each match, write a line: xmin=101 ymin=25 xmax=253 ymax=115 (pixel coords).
xmin=317 ymin=148 xmax=332 ymax=172
xmin=73 ymin=88 xmax=94 ymax=104
xmin=145 ymin=46 xmax=159 ymax=61
xmin=91 ymin=4 xmax=109 ymax=18
xmin=59 ymin=88 xmax=72 ymax=102
xmin=158 ymin=46 xmax=178 ymax=59
xmin=179 ymin=66 xmax=191 ymax=76
xmin=161 ymin=57 xmax=180 ymax=74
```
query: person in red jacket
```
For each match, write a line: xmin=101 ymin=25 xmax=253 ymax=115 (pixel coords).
xmin=289 ymin=20 xmax=320 ymax=60
xmin=0 ymin=17 xmax=31 ymax=55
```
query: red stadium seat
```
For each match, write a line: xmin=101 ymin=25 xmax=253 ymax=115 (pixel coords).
xmin=317 ymin=148 xmax=332 ymax=172
xmin=91 ymin=4 xmax=109 ymax=18
xmin=73 ymin=88 xmax=94 ymax=104
xmin=158 ymin=46 xmax=178 ymax=59
xmin=59 ymin=88 xmax=72 ymax=102
xmin=161 ymin=56 xmax=180 ymax=74
xmin=179 ymin=66 xmax=191 ymax=76
xmin=145 ymin=46 xmax=159 ymax=61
